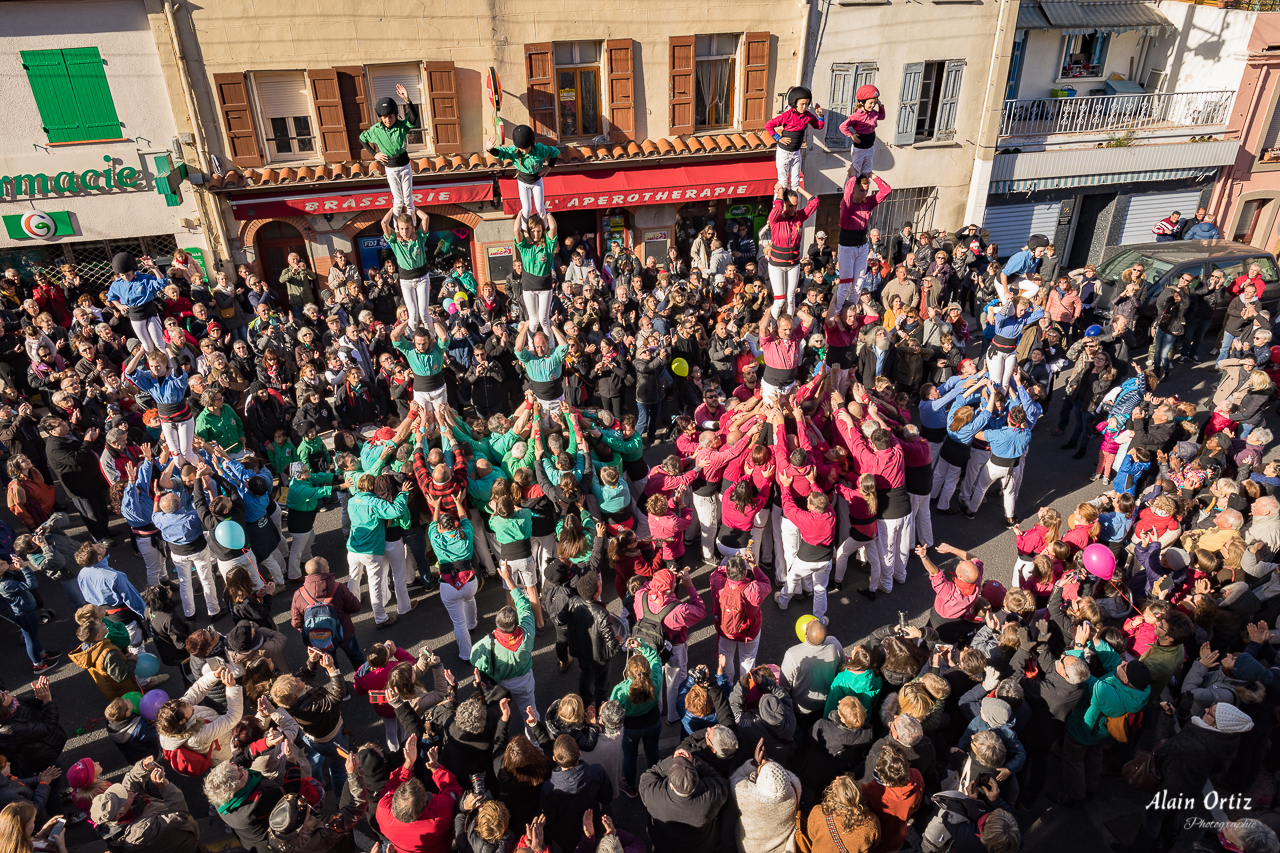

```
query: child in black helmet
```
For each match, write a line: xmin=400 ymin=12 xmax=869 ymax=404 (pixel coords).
xmin=840 ymin=85 xmax=886 ymax=178
xmin=488 ymin=124 xmax=560 ymax=226
xmin=360 ymin=83 xmax=418 ymax=217
xmin=764 ymin=86 xmax=824 ymax=190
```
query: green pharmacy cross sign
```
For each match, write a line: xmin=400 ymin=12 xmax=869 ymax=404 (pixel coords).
xmin=3 ymin=210 xmax=73 ymax=240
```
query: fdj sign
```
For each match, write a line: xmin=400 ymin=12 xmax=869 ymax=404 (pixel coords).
xmin=0 ymin=155 xmax=141 ymax=200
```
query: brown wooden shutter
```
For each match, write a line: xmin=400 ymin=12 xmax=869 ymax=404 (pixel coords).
xmin=212 ymin=72 xmax=263 ymax=168
xmin=669 ymin=36 xmax=696 ymax=136
xmin=335 ymin=66 xmax=371 ymax=160
xmin=425 ymin=61 xmax=462 ymax=155
xmin=606 ymin=39 xmax=636 ymax=142
xmin=525 ymin=43 xmax=557 ymax=141
xmin=741 ymin=32 xmax=771 ymax=131
xmin=307 ymin=68 xmax=351 ymax=162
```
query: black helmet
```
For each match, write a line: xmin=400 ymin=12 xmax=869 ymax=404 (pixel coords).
xmin=512 ymin=124 xmax=534 ymax=149
xmin=375 ymin=97 xmax=398 ymax=117
xmin=111 ymin=252 xmax=136 ymax=275
xmin=269 ymin=795 xmax=308 ymax=840
xmin=787 ymin=86 xmax=812 ymax=107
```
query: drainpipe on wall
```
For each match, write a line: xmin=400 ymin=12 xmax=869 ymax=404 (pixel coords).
xmin=162 ymin=1 xmax=233 ymax=270
xmin=963 ymin=0 xmax=1017 ymax=225
xmin=795 ymin=0 xmax=813 ymax=89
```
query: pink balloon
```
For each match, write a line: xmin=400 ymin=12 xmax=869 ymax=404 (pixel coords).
xmin=1082 ymin=543 xmax=1116 ymax=580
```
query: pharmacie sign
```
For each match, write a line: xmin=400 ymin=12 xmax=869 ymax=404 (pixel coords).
xmin=0 ymin=155 xmax=143 ymax=200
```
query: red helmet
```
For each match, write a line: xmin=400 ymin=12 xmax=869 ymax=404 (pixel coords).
xmin=856 ymin=85 xmax=880 ymax=101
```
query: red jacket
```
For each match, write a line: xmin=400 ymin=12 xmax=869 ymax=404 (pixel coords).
xmin=862 ymin=770 xmax=924 ymax=853
xmin=353 ymin=647 xmax=415 ymax=719
xmin=378 ymin=764 xmax=462 ymax=853
xmin=709 ymin=562 xmax=770 ymax=641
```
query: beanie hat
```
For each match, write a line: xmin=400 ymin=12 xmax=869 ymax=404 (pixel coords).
xmin=297 ymin=419 xmax=317 ymax=436
xmin=856 ymin=84 xmax=880 ymax=102
xmin=288 ymin=462 xmax=306 ymax=481
xmin=67 ymin=758 xmax=97 ymax=789
xmin=667 ymin=756 xmax=698 ymax=796
xmin=1212 ymin=702 xmax=1255 ymax=734
xmin=1026 ymin=235 xmax=1049 ymax=251
xmin=228 ymin=622 xmax=263 ymax=654
xmin=111 ymin=252 xmax=137 ymax=275
xmin=1232 ymin=652 xmax=1275 ymax=685
xmin=788 ymin=86 xmax=812 ymax=107
xmin=1122 ymin=660 xmax=1151 ymax=690
xmin=758 ymin=693 xmax=786 ymax=727
xmin=756 ymin=762 xmax=791 ymax=803
xmin=981 ymin=697 xmax=1011 ymax=728
xmin=512 ymin=124 xmax=535 ymax=148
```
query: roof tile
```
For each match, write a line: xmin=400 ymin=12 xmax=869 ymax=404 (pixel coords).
xmin=657 ymin=138 xmax=675 ymax=155
xmin=467 ymin=153 xmax=484 ymax=169
xmin=260 ymin=168 xmax=278 ymax=184
xmin=641 ymin=140 xmax=658 ymax=156
xmin=625 ymin=141 xmax=642 ymax=157
xmin=685 ymin=136 xmax=705 ymax=153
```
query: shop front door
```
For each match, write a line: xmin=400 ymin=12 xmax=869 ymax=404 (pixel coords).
xmin=256 ymin=222 xmax=311 ymax=301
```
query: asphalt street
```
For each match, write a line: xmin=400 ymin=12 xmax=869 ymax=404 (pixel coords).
xmin=7 ymin=355 xmax=1268 ymax=853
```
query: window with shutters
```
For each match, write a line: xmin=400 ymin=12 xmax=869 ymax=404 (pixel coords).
xmin=825 ymin=63 xmax=877 ymax=147
xmin=694 ymin=34 xmax=739 ymax=129
xmin=1259 ymin=93 xmax=1280 ymax=165
xmin=368 ymin=65 xmax=427 ymax=149
xmin=20 ymin=48 xmax=123 ymax=144
xmin=553 ymin=42 xmax=604 ymax=138
xmin=1060 ymin=33 xmax=1110 ymax=80
xmin=894 ymin=60 xmax=964 ymax=145
xmin=253 ymin=72 xmax=316 ymax=161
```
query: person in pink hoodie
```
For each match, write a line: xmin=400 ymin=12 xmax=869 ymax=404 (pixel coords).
xmin=840 ymin=85 xmax=887 ymax=178
xmin=709 ymin=552 xmax=771 ymax=680
xmin=764 ymin=86 xmax=824 ymax=189
xmin=833 ymin=172 xmax=892 ymax=314
xmin=633 ymin=568 xmax=706 ymax=725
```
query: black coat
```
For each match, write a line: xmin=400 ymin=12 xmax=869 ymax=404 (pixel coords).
xmin=45 ymin=433 xmax=107 ymax=497
xmin=541 ymin=763 xmax=614 ymax=853
xmin=857 ymin=342 xmax=899 ymax=390
xmin=1154 ymin=712 xmax=1243 ymax=800
xmin=219 ymin=779 xmax=286 ymax=853
xmin=0 ymin=697 xmax=66 ymax=776
xmin=792 ymin=711 xmax=874 ymax=795
xmin=639 ymin=756 xmax=729 ymax=853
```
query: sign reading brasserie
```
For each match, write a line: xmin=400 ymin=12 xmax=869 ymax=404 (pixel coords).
xmin=0 ymin=155 xmax=142 ymax=200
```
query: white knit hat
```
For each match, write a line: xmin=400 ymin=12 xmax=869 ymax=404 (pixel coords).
xmin=756 ymin=762 xmax=792 ymax=803
xmin=1212 ymin=702 xmax=1255 ymax=734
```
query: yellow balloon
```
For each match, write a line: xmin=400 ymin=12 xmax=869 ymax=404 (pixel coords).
xmin=795 ymin=614 xmax=817 ymax=642
xmin=671 ymin=357 xmax=689 ymax=377
xmin=455 ymin=292 xmax=468 ymax=304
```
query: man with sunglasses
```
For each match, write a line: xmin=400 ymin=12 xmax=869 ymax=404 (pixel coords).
xmin=1177 ymin=268 xmax=1229 ymax=364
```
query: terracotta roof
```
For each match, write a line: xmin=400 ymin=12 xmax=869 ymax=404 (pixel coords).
xmin=208 ymin=132 xmax=776 ymax=190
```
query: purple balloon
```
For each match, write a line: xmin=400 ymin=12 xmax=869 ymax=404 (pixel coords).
xmin=139 ymin=688 xmax=170 ymax=721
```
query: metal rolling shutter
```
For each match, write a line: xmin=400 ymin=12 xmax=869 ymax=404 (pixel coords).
xmin=255 ymin=72 xmax=311 ymax=121
xmin=981 ymin=202 xmax=1060 ymax=256
xmin=1118 ymin=190 xmax=1204 ymax=245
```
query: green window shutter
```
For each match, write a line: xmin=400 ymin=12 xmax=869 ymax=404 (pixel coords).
xmin=20 ymin=49 xmax=81 ymax=143
xmin=63 ymin=47 xmax=122 ymax=141
xmin=20 ymin=47 xmax=121 ymax=143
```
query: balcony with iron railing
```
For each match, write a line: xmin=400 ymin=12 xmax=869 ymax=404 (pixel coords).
xmin=998 ymin=89 xmax=1234 ymax=140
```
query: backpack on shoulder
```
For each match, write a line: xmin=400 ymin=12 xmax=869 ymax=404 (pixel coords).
xmin=632 ymin=597 xmax=677 ymax=662
xmin=299 ymin=587 xmax=344 ymax=653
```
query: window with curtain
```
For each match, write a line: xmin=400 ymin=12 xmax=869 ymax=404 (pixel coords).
xmin=695 ymin=33 xmax=738 ymax=129
xmin=254 ymin=71 xmax=315 ymax=160
xmin=1060 ymin=32 xmax=1110 ymax=79
xmin=554 ymin=41 xmax=602 ymax=138
xmin=368 ymin=65 xmax=427 ymax=148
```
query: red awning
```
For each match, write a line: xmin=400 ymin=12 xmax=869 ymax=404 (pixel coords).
xmin=229 ymin=179 xmax=493 ymax=220
xmin=499 ymin=157 xmax=776 ymax=215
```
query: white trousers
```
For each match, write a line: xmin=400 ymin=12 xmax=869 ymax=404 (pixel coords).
xmin=412 ymin=387 xmax=449 ymax=410
xmin=663 ymin=642 xmax=689 ymax=722
xmin=761 ymin=379 xmax=796 ymax=408
xmin=834 ymin=493 xmax=882 ymax=584
xmin=768 ymin=264 xmax=802 ymax=317
xmin=910 ymin=492 xmax=934 ymax=548
xmin=966 ymin=459 xmax=1020 ymax=518
xmin=851 ymin=146 xmax=875 ymax=177
xmin=383 ymin=539 xmax=412 ymax=615
xmin=288 ymin=528 xmax=315 ymax=580
xmin=133 ymin=315 xmax=165 ymax=353
xmin=522 ymin=289 xmax=553 ymax=336
xmin=773 ymin=510 xmax=801 ymax=584
xmin=137 ymin=534 xmax=166 ymax=588
xmin=217 ymin=551 xmax=266 ymax=591
xmin=987 ymin=349 xmax=1019 ymax=388
xmin=928 ymin=441 xmax=942 ymax=464
xmin=516 ymin=179 xmax=547 ymax=223
xmin=347 ymin=550 xmax=392 ymax=624
xmin=932 ymin=458 xmax=963 ymax=510
xmin=400 ymin=275 xmax=431 ymax=331
xmin=717 ymin=635 xmax=761 ymax=683
xmin=959 ymin=448 xmax=991 ymax=507
xmin=172 ymin=545 xmax=217 ymax=618
xmin=778 ymin=558 xmax=832 ymax=620
xmin=385 ymin=163 xmax=415 ymax=216
xmin=531 ymin=534 xmax=556 ymax=583
xmin=835 ymin=244 xmax=869 ymax=310
xmin=160 ymin=418 xmax=200 ymax=466
xmin=469 ymin=509 xmax=497 ymax=575
xmin=877 ymin=516 xmax=910 ymax=590
xmin=692 ymin=491 xmax=720 ymax=563
xmin=441 ymin=577 xmax=479 ymax=660
xmin=775 ymin=148 xmax=803 ymax=188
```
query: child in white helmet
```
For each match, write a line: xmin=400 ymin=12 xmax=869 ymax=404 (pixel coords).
xmin=764 ymin=86 xmax=824 ymax=189
xmin=360 ymin=84 xmax=418 ymax=217
xmin=840 ymin=85 xmax=886 ymax=178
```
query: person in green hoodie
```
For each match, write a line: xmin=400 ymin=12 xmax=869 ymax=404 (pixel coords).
xmin=610 ymin=638 xmax=664 ymax=796
xmin=823 ymin=643 xmax=883 ymax=717
xmin=346 ymin=473 xmax=412 ymax=629
xmin=195 ymin=390 xmax=245 ymax=456
xmin=471 ymin=562 xmax=538 ymax=734
xmin=266 ymin=429 xmax=296 ymax=482
xmin=427 ymin=496 xmax=477 ymax=661
xmin=285 ymin=462 xmax=338 ymax=581
xmin=1058 ymin=655 xmax=1151 ymax=806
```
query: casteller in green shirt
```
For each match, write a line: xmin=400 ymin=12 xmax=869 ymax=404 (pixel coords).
xmin=515 ymin=232 xmax=556 ymax=279
xmin=346 ymin=486 xmax=410 ymax=555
